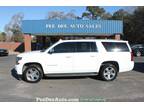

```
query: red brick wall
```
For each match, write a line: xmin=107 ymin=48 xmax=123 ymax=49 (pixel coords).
xmin=24 ymin=34 xmax=31 ymax=52
xmin=0 ymin=42 xmax=21 ymax=51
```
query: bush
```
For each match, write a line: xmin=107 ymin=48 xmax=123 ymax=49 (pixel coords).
xmin=0 ymin=32 xmax=6 ymax=42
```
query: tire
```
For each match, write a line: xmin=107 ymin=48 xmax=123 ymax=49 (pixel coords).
xmin=136 ymin=51 xmax=141 ymax=57
xmin=23 ymin=65 xmax=43 ymax=83
xmin=99 ymin=63 xmax=118 ymax=81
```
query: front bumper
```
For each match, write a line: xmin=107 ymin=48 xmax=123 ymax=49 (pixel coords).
xmin=15 ymin=64 xmax=23 ymax=75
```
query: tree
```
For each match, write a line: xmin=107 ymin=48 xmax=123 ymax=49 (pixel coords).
xmin=101 ymin=12 xmax=112 ymax=20
xmin=4 ymin=12 xmax=24 ymax=42
xmin=82 ymin=6 xmax=111 ymax=20
xmin=112 ymin=7 xmax=144 ymax=43
xmin=112 ymin=9 xmax=129 ymax=20
xmin=111 ymin=9 xmax=134 ymax=41
xmin=0 ymin=32 xmax=6 ymax=42
xmin=130 ymin=7 xmax=144 ymax=42
xmin=124 ymin=6 xmax=137 ymax=14
xmin=46 ymin=10 xmax=77 ymax=20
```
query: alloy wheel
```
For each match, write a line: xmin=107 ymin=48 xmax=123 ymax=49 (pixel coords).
xmin=26 ymin=68 xmax=40 ymax=82
xmin=103 ymin=66 xmax=116 ymax=80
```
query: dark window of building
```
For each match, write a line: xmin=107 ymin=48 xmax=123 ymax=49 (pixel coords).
xmin=76 ymin=42 xmax=97 ymax=52
xmin=102 ymin=42 xmax=129 ymax=52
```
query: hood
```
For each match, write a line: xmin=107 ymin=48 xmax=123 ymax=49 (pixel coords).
xmin=17 ymin=50 xmax=42 ymax=57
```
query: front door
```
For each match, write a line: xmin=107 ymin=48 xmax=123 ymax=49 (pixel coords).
xmin=45 ymin=42 xmax=75 ymax=74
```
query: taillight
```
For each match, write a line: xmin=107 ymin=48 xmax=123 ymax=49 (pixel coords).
xmin=131 ymin=52 xmax=134 ymax=61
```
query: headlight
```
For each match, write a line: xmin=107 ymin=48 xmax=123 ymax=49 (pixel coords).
xmin=16 ymin=57 xmax=22 ymax=64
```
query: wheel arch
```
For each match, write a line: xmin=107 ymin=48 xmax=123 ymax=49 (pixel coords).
xmin=23 ymin=62 xmax=44 ymax=75
xmin=99 ymin=61 xmax=119 ymax=72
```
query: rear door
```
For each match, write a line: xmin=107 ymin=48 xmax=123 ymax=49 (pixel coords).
xmin=73 ymin=42 xmax=98 ymax=73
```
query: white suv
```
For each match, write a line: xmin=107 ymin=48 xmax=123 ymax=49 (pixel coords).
xmin=15 ymin=39 xmax=134 ymax=83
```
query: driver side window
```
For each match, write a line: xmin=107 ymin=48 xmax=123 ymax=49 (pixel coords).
xmin=53 ymin=42 xmax=76 ymax=53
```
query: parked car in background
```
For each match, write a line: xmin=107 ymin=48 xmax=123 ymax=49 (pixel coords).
xmin=131 ymin=44 xmax=144 ymax=57
xmin=0 ymin=48 xmax=8 ymax=56
xmin=15 ymin=39 xmax=134 ymax=83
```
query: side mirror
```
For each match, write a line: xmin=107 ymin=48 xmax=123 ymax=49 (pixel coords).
xmin=48 ymin=49 xmax=54 ymax=54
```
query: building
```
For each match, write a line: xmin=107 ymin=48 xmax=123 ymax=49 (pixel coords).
xmin=22 ymin=19 xmax=123 ymax=52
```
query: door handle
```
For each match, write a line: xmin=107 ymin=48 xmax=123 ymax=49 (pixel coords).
xmin=65 ymin=56 xmax=71 ymax=58
xmin=90 ymin=55 xmax=95 ymax=57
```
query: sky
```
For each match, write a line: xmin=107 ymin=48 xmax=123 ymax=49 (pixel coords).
xmin=0 ymin=6 xmax=124 ymax=32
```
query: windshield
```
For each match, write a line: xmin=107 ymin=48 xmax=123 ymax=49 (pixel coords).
xmin=40 ymin=42 xmax=55 ymax=52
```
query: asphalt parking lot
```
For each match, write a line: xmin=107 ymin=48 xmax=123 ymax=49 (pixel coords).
xmin=0 ymin=55 xmax=144 ymax=102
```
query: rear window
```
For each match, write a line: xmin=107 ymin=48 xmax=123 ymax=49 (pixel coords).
xmin=102 ymin=42 xmax=130 ymax=52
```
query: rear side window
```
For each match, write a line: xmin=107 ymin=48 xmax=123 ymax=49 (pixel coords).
xmin=76 ymin=42 xmax=97 ymax=52
xmin=102 ymin=42 xmax=130 ymax=52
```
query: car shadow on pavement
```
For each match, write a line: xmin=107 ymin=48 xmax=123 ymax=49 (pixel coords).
xmin=43 ymin=75 xmax=100 ymax=80
xmin=133 ymin=62 xmax=144 ymax=73
xmin=11 ymin=68 xmax=21 ymax=80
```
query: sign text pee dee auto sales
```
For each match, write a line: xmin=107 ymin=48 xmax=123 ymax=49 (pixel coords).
xmin=46 ymin=23 xmax=102 ymax=29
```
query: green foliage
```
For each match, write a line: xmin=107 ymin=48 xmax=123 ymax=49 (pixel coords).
xmin=112 ymin=9 xmax=129 ymax=20
xmin=0 ymin=32 xmax=6 ymax=42
xmin=111 ymin=9 xmax=132 ymax=41
xmin=11 ymin=30 xmax=24 ymax=42
xmin=131 ymin=7 xmax=144 ymax=43
xmin=122 ymin=7 xmax=144 ymax=43
xmin=82 ymin=6 xmax=112 ymax=20
xmin=12 ymin=34 xmax=23 ymax=42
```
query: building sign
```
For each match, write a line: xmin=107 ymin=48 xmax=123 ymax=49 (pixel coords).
xmin=22 ymin=20 xmax=123 ymax=35
xmin=45 ymin=23 xmax=102 ymax=29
